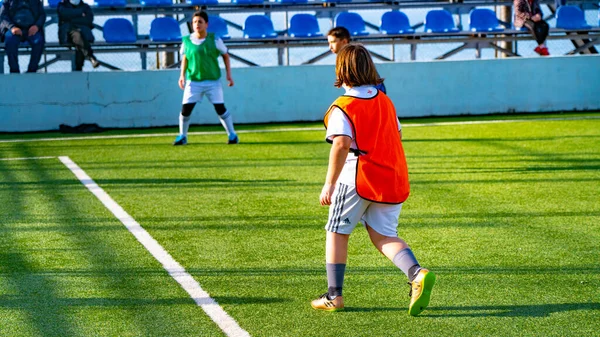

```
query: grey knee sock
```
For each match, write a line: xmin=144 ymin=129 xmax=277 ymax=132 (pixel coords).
xmin=326 ymin=263 xmax=346 ymax=298
xmin=393 ymin=248 xmax=421 ymax=282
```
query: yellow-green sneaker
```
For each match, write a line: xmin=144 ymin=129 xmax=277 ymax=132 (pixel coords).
xmin=311 ymin=293 xmax=344 ymax=312
xmin=408 ymin=269 xmax=436 ymax=316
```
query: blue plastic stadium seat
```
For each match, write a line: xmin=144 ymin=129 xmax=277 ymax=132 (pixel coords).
xmin=140 ymin=0 xmax=173 ymax=6
xmin=322 ymin=0 xmax=352 ymax=3
xmin=150 ymin=17 xmax=182 ymax=42
xmin=233 ymin=0 xmax=264 ymax=4
xmin=189 ymin=0 xmax=218 ymax=4
xmin=335 ymin=12 xmax=369 ymax=36
xmin=243 ymin=15 xmax=277 ymax=39
xmin=207 ymin=15 xmax=231 ymax=40
xmin=288 ymin=14 xmax=322 ymax=37
xmin=94 ymin=0 xmax=127 ymax=7
xmin=48 ymin=0 xmax=61 ymax=8
xmin=556 ymin=5 xmax=591 ymax=29
xmin=424 ymin=9 xmax=460 ymax=33
xmin=274 ymin=0 xmax=308 ymax=3
xmin=380 ymin=11 xmax=414 ymax=34
xmin=103 ymin=18 xmax=137 ymax=43
xmin=469 ymin=8 xmax=504 ymax=32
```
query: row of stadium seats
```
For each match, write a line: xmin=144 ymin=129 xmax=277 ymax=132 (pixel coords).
xmin=46 ymin=0 xmax=390 ymax=8
xmin=102 ymin=6 xmax=598 ymax=43
xmin=346 ymin=6 xmax=597 ymax=35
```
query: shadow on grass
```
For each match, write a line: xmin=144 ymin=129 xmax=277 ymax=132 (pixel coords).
xmin=0 ymin=295 xmax=285 ymax=307
xmin=344 ymin=302 xmax=600 ymax=317
xmin=427 ymin=302 xmax=600 ymax=317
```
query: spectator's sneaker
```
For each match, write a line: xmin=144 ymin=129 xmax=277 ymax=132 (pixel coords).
xmin=90 ymin=56 xmax=100 ymax=68
xmin=408 ymin=269 xmax=436 ymax=316
xmin=311 ymin=293 xmax=344 ymax=311
xmin=227 ymin=135 xmax=239 ymax=145
xmin=539 ymin=47 xmax=550 ymax=56
xmin=173 ymin=135 xmax=187 ymax=146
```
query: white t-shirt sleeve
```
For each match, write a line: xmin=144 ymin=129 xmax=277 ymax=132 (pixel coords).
xmin=180 ymin=43 xmax=185 ymax=55
xmin=326 ymin=108 xmax=353 ymax=142
xmin=326 ymin=107 xmax=358 ymax=186
xmin=215 ymin=38 xmax=228 ymax=55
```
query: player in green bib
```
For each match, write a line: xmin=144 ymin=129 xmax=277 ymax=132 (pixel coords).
xmin=174 ymin=11 xmax=238 ymax=145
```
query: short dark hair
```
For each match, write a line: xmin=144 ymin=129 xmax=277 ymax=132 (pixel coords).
xmin=327 ymin=27 xmax=351 ymax=41
xmin=334 ymin=44 xmax=382 ymax=88
xmin=193 ymin=11 xmax=209 ymax=23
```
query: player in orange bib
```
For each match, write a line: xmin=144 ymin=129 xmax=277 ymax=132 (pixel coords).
xmin=311 ymin=44 xmax=435 ymax=316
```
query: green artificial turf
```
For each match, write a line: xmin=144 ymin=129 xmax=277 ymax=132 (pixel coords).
xmin=0 ymin=112 xmax=598 ymax=336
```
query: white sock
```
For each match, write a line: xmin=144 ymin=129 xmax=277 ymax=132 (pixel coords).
xmin=179 ymin=114 xmax=191 ymax=137
xmin=218 ymin=110 xmax=236 ymax=139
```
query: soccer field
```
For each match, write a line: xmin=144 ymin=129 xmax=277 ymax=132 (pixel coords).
xmin=1 ymin=113 xmax=599 ymax=337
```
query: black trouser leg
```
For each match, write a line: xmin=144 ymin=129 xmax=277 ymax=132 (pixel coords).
xmin=74 ymin=49 xmax=85 ymax=71
xmin=524 ymin=19 xmax=549 ymax=45
xmin=26 ymin=32 xmax=44 ymax=73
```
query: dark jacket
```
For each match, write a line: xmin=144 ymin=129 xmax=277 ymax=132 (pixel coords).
xmin=0 ymin=0 xmax=46 ymax=41
xmin=514 ymin=0 xmax=543 ymax=28
xmin=57 ymin=0 xmax=94 ymax=45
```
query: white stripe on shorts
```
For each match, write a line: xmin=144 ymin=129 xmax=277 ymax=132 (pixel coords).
xmin=327 ymin=183 xmax=348 ymax=232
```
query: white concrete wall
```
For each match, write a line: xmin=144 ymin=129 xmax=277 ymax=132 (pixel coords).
xmin=1 ymin=55 xmax=599 ymax=132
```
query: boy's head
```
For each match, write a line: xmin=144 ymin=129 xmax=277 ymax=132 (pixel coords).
xmin=192 ymin=11 xmax=209 ymax=34
xmin=334 ymin=43 xmax=381 ymax=88
xmin=327 ymin=27 xmax=351 ymax=54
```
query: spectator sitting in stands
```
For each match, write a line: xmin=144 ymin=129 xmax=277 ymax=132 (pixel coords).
xmin=0 ymin=0 xmax=46 ymax=73
xmin=57 ymin=0 xmax=99 ymax=70
xmin=514 ymin=0 xmax=550 ymax=56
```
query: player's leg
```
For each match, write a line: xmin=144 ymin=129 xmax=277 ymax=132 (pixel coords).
xmin=174 ymin=81 xmax=202 ymax=145
xmin=213 ymin=103 xmax=238 ymax=144
xmin=206 ymin=82 xmax=238 ymax=144
xmin=311 ymin=184 xmax=368 ymax=311
xmin=310 ymin=231 xmax=349 ymax=311
xmin=364 ymin=204 xmax=435 ymax=316
xmin=174 ymin=103 xmax=196 ymax=145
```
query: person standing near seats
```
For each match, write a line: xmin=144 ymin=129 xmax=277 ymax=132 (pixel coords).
xmin=0 ymin=0 xmax=45 ymax=73
xmin=57 ymin=0 xmax=99 ymax=71
xmin=326 ymin=27 xmax=386 ymax=94
xmin=514 ymin=0 xmax=550 ymax=56
xmin=174 ymin=11 xmax=238 ymax=145
xmin=311 ymin=44 xmax=435 ymax=315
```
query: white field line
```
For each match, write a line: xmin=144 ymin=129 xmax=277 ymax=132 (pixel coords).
xmin=0 ymin=127 xmax=322 ymax=143
xmin=58 ymin=156 xmax=250 ymax=337
xmin=0 ymin=156 xmax=56 ymax=161
xmin=2 ymin=115 xmax=599 ymax=144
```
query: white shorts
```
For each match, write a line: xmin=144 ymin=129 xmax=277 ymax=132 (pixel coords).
xmin=325 ymin=183 xmax=402 ymax=237
xmin=182 ymin=80 xmax=224 ymax=105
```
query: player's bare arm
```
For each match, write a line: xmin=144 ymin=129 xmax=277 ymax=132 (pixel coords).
xmin=320 ymin=135 xmax=351 ymax=206
xmin=222 ymin=53 xmax=234 ymax=87
xmin=178 ymin=55 xmax=188 ymax=90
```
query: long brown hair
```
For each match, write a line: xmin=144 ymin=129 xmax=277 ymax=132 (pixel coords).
xmin=334 ymin=44 xmax=383 ymax=88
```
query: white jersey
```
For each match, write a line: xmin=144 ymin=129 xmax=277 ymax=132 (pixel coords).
xmin=180 ymin=34 xmax=228 ymax=55
xmin=325 ymin=85 xmax=402 ymax=186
